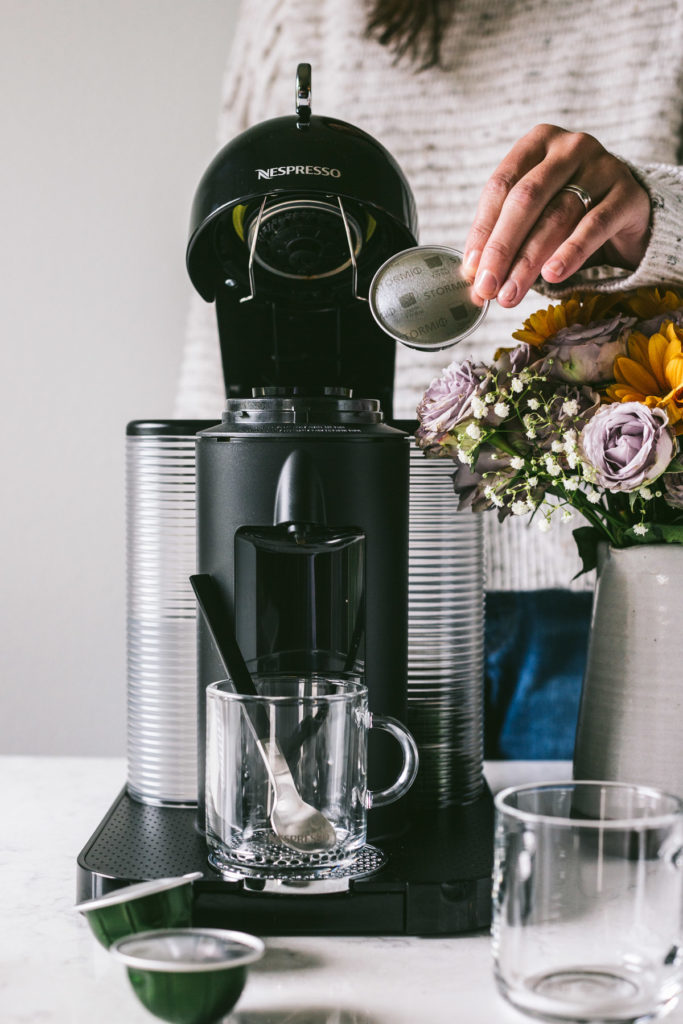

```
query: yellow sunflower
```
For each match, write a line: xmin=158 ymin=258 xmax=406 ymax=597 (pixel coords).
xmin=621 ymin=286 xmax=683 ymax=320
xmin=512 ymin=292 xmax=624 ymax=348
xmin=605 ymin=321 xmax=683 ymax=433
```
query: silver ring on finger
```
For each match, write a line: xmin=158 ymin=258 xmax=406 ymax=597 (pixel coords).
xmin=560 ymin=183 xmax=593 ymax=213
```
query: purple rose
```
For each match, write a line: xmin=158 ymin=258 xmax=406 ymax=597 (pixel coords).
xmin=635 ymin=309 xmax=683 ymax=337
xmin=579 ymin=402 xmax=674 ymax=492
xmin=494 ymin=343 xmax=535 ymax=376
xmin=416 ymin=359 xmax=492 ymax=447
xmin=664 ymin=472 xmax=683 ymax=510
xmin=533 ymin=314 xmax=635 ymax=384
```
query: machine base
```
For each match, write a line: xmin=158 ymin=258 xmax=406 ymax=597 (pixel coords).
xmin=77 ymin=787 xmax=494 ymax=936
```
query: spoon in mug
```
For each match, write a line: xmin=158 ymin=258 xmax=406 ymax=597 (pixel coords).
xmin=189 ymin=574 xmax=337 ymax=855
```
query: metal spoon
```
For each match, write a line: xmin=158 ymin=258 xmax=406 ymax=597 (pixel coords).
xmin=190 ymin=574 xmax=337 ymax=855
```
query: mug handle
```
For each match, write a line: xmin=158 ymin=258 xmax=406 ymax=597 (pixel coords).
xmin=366 ymin=715 xmax=419 ymax=808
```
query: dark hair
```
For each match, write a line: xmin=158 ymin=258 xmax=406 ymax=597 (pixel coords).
xmin=366 ymin=0 xmax=455 ymax=70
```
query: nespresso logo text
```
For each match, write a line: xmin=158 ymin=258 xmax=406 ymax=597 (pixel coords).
xmin=256 ymin=165 xmax=342 ymax=180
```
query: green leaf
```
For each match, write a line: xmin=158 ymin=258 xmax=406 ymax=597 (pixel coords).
xmin=621 ymin=522 xmax=683 ymax=545
xmin=654 ymin=523 xmax=683 ymax=544
xmin=572 ymin=526 xmax=603 ymax=577
xmin=486 ymin=429 xmax=521 ymax=458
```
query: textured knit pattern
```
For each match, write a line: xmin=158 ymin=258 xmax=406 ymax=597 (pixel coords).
xmin=175 ymin=0 xmax=683 ymax=590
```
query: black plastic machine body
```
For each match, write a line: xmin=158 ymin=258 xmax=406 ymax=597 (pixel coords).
xmin=77 ymin=66 xmax=493 ymax=934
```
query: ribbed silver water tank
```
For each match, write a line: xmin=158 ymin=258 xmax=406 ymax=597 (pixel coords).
xmin=126 ymin=420 xmax=215 ymax=806
xmin=405 ymin=438 xmax=485 ymax=806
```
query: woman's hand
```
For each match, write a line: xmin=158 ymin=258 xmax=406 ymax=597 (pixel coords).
xmin=463 ymin=124 xmax=652 ymax=307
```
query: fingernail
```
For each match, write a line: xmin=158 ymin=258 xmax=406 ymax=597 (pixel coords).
xmin=498 ymin=279 xmax=518 ymax=304
xmin=474 ymin=268 xmax=498 ymax=297
xmin=543 ymin=258 xmax=565 ymax=279
xmin=464 ymin=249 xmax=480 ymax=273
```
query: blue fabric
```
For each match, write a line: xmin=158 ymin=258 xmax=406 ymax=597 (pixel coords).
xmin=484 ymin=590 xmax=593 ymax=760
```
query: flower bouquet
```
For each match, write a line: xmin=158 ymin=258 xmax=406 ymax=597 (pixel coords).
xmin=415 ymin=287 xmax=683 ymax=574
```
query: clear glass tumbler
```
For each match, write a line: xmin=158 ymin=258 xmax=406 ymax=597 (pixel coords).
xmin=493 ymin=781 xmax=683 ymax=1023
xmin=205 ymin=673 xmax=418 ymax=879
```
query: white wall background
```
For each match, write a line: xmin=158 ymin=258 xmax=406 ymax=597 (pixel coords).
xmin=1 ymin=0 xmax=240 ymax=753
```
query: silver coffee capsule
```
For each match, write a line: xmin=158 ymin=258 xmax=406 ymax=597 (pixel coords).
xmin=369 ymin=245 xmax=488 ymax=350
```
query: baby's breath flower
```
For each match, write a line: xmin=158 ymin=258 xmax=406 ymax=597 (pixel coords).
xmin=562 ymin=399 xmax=579 ymax=416
xmin=457 ymin=448 xmax=471 ymax=464
xmin=551 ymin=440 xmax=565 ymax=453
xmin=633 ymin=523 xmax=649 ymax=536
xmin=526 ymin=428 xmax=537 ymax=440
xmin=561 ymin=508 xmax=574 ymax=522
xmin=494 ymin=401 xmax=510 ymax=418
xmin=564 ymin=429 xmax=577 ymax=444
xmin=639 ymin=486 xmax=653 ymax=500
xmin=511 ymin=500 xmax=529 ymax=516
xmin=527 ymin=476 xmax=538 ymax=487
xmin=465 ymin=422 xmax=482 ymax=440
xmin=527 ymin=397 xmax=540 ymax=411
xmin=484 ymin=392 xmax=496 ymax=404
xmin=544 ymin=456 xmax=562 ymax=477
xmin=470 ymin=396 xmax=486 ymax=419
xmin=510 ymin=377 xmax=524 ymax=393
xmin=566 ymin=451 xmax=578 ymax=470
xmin=564 ymin=477 xmax=580 ymax=491
xmin=510 ymin=456 xmax=525 ymax=470
xmin=586 ymin=488 xmax=601 ymax=504
xmin=484 ymin=486 xmax=504 ymax=508
xmin=537 ymin=517 xmax=551 ymax=533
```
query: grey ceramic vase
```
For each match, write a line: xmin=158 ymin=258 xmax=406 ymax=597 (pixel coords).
xmin=573 ymin=543 xmax=683 ymax=796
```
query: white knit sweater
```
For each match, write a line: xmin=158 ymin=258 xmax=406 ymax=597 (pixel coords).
xmin=176 ymin=0 xmax=683 ymax=591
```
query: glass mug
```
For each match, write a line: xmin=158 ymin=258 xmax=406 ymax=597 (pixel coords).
xmin=493 ymin=781 xmax=683 ymax=1024
xmin=205 ymin=673 xmax=419 ymax=879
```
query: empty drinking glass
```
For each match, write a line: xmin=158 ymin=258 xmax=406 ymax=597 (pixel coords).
xmin=493 ymin=781 xmax=683 ymax=1023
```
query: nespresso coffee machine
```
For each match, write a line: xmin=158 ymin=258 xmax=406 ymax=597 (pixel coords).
xmin=77 ymin=66 xmax=493 ymax=934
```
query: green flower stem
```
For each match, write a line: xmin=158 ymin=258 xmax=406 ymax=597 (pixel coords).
xmin=550 ymin=485 xmax=623 ymax=546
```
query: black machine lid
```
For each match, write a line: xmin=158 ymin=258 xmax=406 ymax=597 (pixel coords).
xmin=186 ymin=65 xmax=418 ymax=303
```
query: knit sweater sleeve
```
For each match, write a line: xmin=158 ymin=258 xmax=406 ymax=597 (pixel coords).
xmin=174 ymin=0 xmax=285 ymax=419
xmin=535 ymin=160 xmax=683 ymax=298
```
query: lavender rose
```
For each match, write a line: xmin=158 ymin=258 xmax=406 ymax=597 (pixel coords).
xmin=494 ymin=343 xmax=535 ymax=376
xmin=579 ymin=402 xmax=674 ymax=492
xmin=535 ymin=314 xmax=636 ymax=384
xmin=664 ymin=471 xmax=683 ymax=510
xmin=416 ymin=359 xmax=493 ymax=449
xmin=635 ymin=309 xmax=683 ymax=337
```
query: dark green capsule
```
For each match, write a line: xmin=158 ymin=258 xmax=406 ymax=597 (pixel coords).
xmin=111 ymin=928 xmax=265 ymax=1024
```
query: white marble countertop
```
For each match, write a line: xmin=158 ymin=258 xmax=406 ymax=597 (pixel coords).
xmin=4 ymin=757 xmax=682 ymax=1024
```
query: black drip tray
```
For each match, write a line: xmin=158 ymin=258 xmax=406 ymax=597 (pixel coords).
xmin=77 ymin=788 xmax=494 ymax=936
xmin=78 ymin=791 xmax=204 ymax=880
